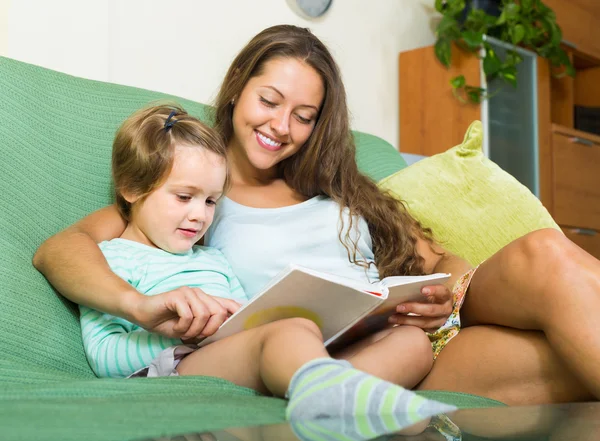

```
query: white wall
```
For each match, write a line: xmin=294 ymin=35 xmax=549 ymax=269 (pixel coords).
xmin=1 ymin=0 xmax=437 ymax=148
xmin=0 ymin=0 xmax=9 ymax=56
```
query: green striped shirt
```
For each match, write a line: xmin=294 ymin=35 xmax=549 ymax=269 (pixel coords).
xmin=80 ymin=239 xmax=248 ymax=378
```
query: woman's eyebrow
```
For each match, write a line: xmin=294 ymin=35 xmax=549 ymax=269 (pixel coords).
xmin=263 ymin=85 xmax=284 ymax=98
xmin=262 ymin=85 xmax=319 ymax=111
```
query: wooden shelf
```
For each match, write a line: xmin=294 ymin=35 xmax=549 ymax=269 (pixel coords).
xmin=552 ymin=124 xmax=600 ymax=144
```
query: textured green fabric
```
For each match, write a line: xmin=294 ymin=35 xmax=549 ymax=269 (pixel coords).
xmin=0 ymin=56 xmax=501 ymax=440
xmin=379 ymin=121 xmax=560 ymax=266
xmin=353 ymin=131 xmax=408 ymax=181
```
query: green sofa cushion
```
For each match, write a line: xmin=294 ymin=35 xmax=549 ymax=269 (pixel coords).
xmin=353 ymin=131 xmax=408 ymax=181
xmin=0 ymin=55 xmax=407 ymax=378
xmin=379 ymin=121 xmax=560 ymax=266
xmin=0 ymin=56 xmax=502 ymax=440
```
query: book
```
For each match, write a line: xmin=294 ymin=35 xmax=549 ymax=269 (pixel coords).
xmin=198 ymin=264 xmax=450 ymax=349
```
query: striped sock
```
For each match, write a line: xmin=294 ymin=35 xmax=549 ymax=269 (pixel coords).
xmin=285 ymin=358 xmax=455 ymax=439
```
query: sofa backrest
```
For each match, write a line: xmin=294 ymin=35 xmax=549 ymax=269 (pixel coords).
xmin=0 ymin=56 xmax=406 ymax=377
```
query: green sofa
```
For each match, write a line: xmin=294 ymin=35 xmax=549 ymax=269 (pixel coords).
xmin=0 ymin=56 xmax=502 ymax=441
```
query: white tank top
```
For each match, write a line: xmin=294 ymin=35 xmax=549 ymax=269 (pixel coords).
xmin=205 ymin=196 xmax=380 ymax=298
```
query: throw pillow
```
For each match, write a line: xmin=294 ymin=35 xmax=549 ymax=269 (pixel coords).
xmin=378 ymin=120 xmax=560 ymax=266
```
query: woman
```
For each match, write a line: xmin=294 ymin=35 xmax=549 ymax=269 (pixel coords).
xmin=34 ymin=25 xmax=600 ymax=405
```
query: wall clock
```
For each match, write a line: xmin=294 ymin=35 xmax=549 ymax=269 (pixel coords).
xmin=287 ymin=0 xmax=333 ymax=19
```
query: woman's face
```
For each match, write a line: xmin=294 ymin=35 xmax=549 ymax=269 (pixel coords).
xmin=230 ymin=57 xmax=325 ymax=176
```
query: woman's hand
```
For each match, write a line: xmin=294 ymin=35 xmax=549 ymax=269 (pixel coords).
xmin=388 ymin=284 xmax=453 ymax=333
xmin=131 ymin=287 xmax=242 ymax=340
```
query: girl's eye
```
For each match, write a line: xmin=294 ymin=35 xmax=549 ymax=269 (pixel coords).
xmin=176 ymin=194 xmax=191 ymax=202
xmin=259 ymin=96 xmax=276 ymax=108
xmin=206 ymin=199 xmax=217 ymax=206
xmin=296 ymin=114 xmax=312 ymax=125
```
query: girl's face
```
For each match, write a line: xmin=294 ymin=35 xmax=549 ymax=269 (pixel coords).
xmin=122 ymin=145 xmax=227 ymax=254
xmin=230 ymin=57 xmax=325 ymax=177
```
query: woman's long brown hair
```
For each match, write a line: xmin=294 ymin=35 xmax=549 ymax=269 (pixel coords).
xmin=214 ymin=25 xmax=434 ymax=277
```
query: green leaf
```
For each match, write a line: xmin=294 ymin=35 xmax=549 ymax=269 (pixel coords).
xmin=467 ymin=89 xmax=482 ymax=104
xmin=462 ymin=30 xmax=484 ymax=49
xmin=505 ymin=51 xmax=523 ymax=66
xmin=483 ymin=50 xmax=502 ymax=76
xmin=443 ymin=0 xmax=466 ymax=17
xmin=501 ymin=66 xmax=518 ymax=88
xmin=436 ymin=15 xmax=459 ymax=37
xmin=453 ymin=0 xmax=467 ymax=15
xmin=552 ymin=48 xmax=576 ymax=77
xmin=521 ymin=0 xmax=533 ymax=11
xmin=526 ymin=22 xmax=543 ymax=44
xmin=434 ymin=38 xmax=452 ymax=68
xmin=504 ymin=3 xmax=520 ymax=19
xmin=435 ymin=0 xmax=444 ymax=13
xmin=450 ymin=75 xmax=466 ymax=89
xmin=496 ymin=10 xmax=506 ymax=25
xmin=512 ymin=24 xmax=526 ymax=45
xmin=465 ymin=9 xmax=491 ymax=33
xmin=539 ymin=3 xmax=555 ymax=20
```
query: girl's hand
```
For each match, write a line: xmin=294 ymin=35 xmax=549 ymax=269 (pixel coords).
xmin=132 ymin=287 xmax=242 ymax=340
xmin=388 ymin=284 xmax=453 ymax=333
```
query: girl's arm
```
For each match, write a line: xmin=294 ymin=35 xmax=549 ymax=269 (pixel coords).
xmin=33 ymin=205 xmax=240 ymax=338
xmin=32 ymin=205 xmax=142 ymax=322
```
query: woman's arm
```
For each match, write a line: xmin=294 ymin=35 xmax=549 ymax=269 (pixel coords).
xmin=391 ymin=237 xmax=473 ymax=331
xmin=32 ymin=205 xmax=140 ymax=321
xmin=415 ymin=237 xmax=473 ymax=290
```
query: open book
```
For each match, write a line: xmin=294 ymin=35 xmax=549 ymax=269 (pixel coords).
xmin=198 ymin=264 xmax=450 ymax=349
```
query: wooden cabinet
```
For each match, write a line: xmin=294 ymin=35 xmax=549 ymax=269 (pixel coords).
xmin=398 ymin=44 xmax=481 ymax=158
xmin=563 ymin=227 xmax=600 ymax=259
xmin=552 ymin=127 xmax=600 ymax=232
xmin=552 ymin=126 xmax=600 ymax=258
xmin=544 ymin=0 xmax=600 ymax=60
xmin=399 ymin=1 xmax=600 ymax=259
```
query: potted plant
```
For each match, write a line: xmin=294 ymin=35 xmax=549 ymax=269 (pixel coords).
xmin=434 ymin=0 xmax=575 ymax=103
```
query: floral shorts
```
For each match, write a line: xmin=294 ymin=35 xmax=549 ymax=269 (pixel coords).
xmin=427 ymin=267 xmax=478 ymax=358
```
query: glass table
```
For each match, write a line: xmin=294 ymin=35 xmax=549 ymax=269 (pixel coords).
xmin=138 ymin=402 xmax=600 ymax=441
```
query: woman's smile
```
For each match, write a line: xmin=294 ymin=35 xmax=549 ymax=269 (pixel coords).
xmin=255 ymin=130 xmax=285 ymax=152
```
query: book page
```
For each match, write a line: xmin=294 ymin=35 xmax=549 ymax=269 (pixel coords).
xmin=380 ymin=273 xmax=451 ymax=288
xmin=198 ymin=266 xmax=384 ymax=347
xmin=327 ymin=273 xmax=450 ymax=351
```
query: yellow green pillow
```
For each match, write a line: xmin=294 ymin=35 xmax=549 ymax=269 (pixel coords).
xmin=378 ymin=120 xmax=560 ymax=266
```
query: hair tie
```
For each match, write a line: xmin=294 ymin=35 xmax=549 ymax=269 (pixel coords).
xmin=164 ymin=111 xmax=178 ymax=132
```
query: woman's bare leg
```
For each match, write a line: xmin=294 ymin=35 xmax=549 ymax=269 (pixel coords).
xmin=463 ymin=229 xmax=600 ymax=397
xmin=333 ymin=325 xmax=433 ymax=388
xmin=418 ymin=326 xmax=592 ymax=405
xmin=420 ymin=228 xmax=599 ymax=403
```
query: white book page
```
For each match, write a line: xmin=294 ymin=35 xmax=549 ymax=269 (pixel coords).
xmin=380 ymin=273 xmax=451 ymax=288
xmin=325 ymin=274 xmax=451 ymax=350
xmin=198 ymin=266 xmax=384 ymax=347
xmin=289 ymin=264 xmax=386 ymax=295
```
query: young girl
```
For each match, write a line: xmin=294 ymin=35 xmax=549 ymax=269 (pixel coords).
xmin=81 ymin=103 xmax=452 ymax=430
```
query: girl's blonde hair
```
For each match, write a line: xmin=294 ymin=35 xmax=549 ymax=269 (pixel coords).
xmin=112 ymin=104 xmax=228 ymax=220
xmin=214 ymin=25 xmax=436 ymax=277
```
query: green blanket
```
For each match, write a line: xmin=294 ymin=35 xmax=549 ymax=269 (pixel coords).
xmin=0 ymin=56 xmax=502 ymax=441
